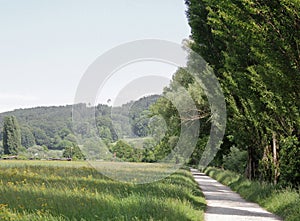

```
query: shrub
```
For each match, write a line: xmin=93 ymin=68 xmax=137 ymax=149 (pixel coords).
xmin=279 ymin=136 xmax=300 ymax=187
xmin=223 ymin=146 xmax=247 ymax=174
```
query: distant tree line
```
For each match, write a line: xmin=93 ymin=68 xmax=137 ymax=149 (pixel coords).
xmin=0 ymin=96 xmax=160 ymax=161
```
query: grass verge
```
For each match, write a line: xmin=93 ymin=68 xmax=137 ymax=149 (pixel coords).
xmin=204 ymin=167 xmax=300 ymax=221
xmin=0 ymin=161 xmax=205 ymax=221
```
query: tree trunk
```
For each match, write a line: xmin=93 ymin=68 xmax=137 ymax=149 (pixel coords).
xmin=272 ymin=133 xmax=279 ymax=185
xmin=246 ymin=146 xmax=253 ymax=180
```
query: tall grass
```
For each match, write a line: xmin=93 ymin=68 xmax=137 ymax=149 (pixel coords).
xmin=0 ymin=161 xmax=205 ymax=220
xmin=205 ymin=167 xmax=300 ymax=221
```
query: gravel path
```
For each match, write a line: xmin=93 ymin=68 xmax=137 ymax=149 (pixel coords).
xmin=191 ymin=169 xmax=283 ymax=221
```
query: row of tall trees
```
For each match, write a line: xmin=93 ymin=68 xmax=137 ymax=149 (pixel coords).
xmin=183 ymin=0 xmax=299 ymax=186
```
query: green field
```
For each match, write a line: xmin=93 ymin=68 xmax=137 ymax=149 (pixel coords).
xmin=0 ymin=161 xmax=205 ymax=221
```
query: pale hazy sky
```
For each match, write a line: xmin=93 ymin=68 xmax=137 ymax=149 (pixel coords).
xmin=0 ymin=0 xmax=191 ymax=113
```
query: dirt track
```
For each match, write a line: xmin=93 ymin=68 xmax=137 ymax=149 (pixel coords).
xmin=191 ymin=169 xmax=283 ymax=221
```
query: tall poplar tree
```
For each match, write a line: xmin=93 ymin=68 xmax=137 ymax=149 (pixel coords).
xmin=3 ymin=116 xmax=21 ymax=155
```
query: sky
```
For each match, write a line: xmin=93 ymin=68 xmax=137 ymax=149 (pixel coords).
xmin=0 ymin=0 xmax=191 ymax=113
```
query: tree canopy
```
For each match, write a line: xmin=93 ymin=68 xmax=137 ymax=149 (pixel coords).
xmin=3 ymin=116 xmax=21 ymax=155
xmin=185 ymin=0 xmax=300 ymax=186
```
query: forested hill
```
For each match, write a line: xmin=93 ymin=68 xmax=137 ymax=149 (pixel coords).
xmin=0 ymin=105 xmax=73 ymax=138
xmin=0 ymin=95 xmax=160 ymax=151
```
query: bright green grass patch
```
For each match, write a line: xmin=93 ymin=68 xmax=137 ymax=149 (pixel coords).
xmin=205 ymin=167 xmax=300 ymax=221
xmin=0 ymin=161 xmax=205 ymax=220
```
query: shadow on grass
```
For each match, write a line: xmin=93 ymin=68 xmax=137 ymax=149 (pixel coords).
xmin=0 ymin=166 xmax=206 ymax=220
xmin=3 ymin=188 xmax=202 ymax=220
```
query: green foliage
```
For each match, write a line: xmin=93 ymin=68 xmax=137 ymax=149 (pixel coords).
xmin=0 ymin=161 xmax=205 ymax=220
xmin=104 ymin=95 xmax=160 ymax=139
xmin=148 ymin=115 xmax=167 ymax=142
xmin=33 ymin=128 xmax=51 ymax=147
xmin=0 ymin=96 xmax=159 ymax=160
xmin=0 ymin=141 xmax=3 ymax=155
xmin=3 ymin=116 xmax=21 ymax=155
xmin=188 ymin=137 xmax=207 ymax=166
xmin=205 ymin=167 xmax=300 ymax=221
xmin=111 ymin=140 xmax=141 ymax=162
xmin=150 ymin=66 xmax=212 ymax=166
xmin=55 ymin=140 xmax=72 ymax=151
xmin=131 ymin=110 xmax=150 ymax=137
xmin=63 ymin=143 xmax=85 ymax=160
xmin=96 ymin=115 xmax=117 ymax=142
xmin=223 ymin=146 xmax=248 ymax=174
xmin=185 ymin=0 xmax=300 ymax=184
xmin=64 ymin=134 xmax=77 ymax=144
xmin=80 ymin=138 xmax=112 ymax=160
xmin=0 ymin=106 xmax=74 ymax=150
xmin=152 ymin=136 xmax=173 ymax=161
xmin=21 ymin=126 xmax=36 ymax=148
xmin=58 ymin=128 xmax=71 ymax=139
xmin=142 ymin=138 xmax=157 ymax=162
xmin=279 ymin=136 xmax=300 ymax=187
xmin=25 ymin=145 xmax=48 ymax=159
xmin=128 ymin=95 xmax=160 ymax=137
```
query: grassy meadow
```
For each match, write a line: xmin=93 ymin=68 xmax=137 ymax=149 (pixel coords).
xmin=0 ymin=161 xmax=205 ymax=221
xmin=205 ymin=167 xmax=300 ymax=221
